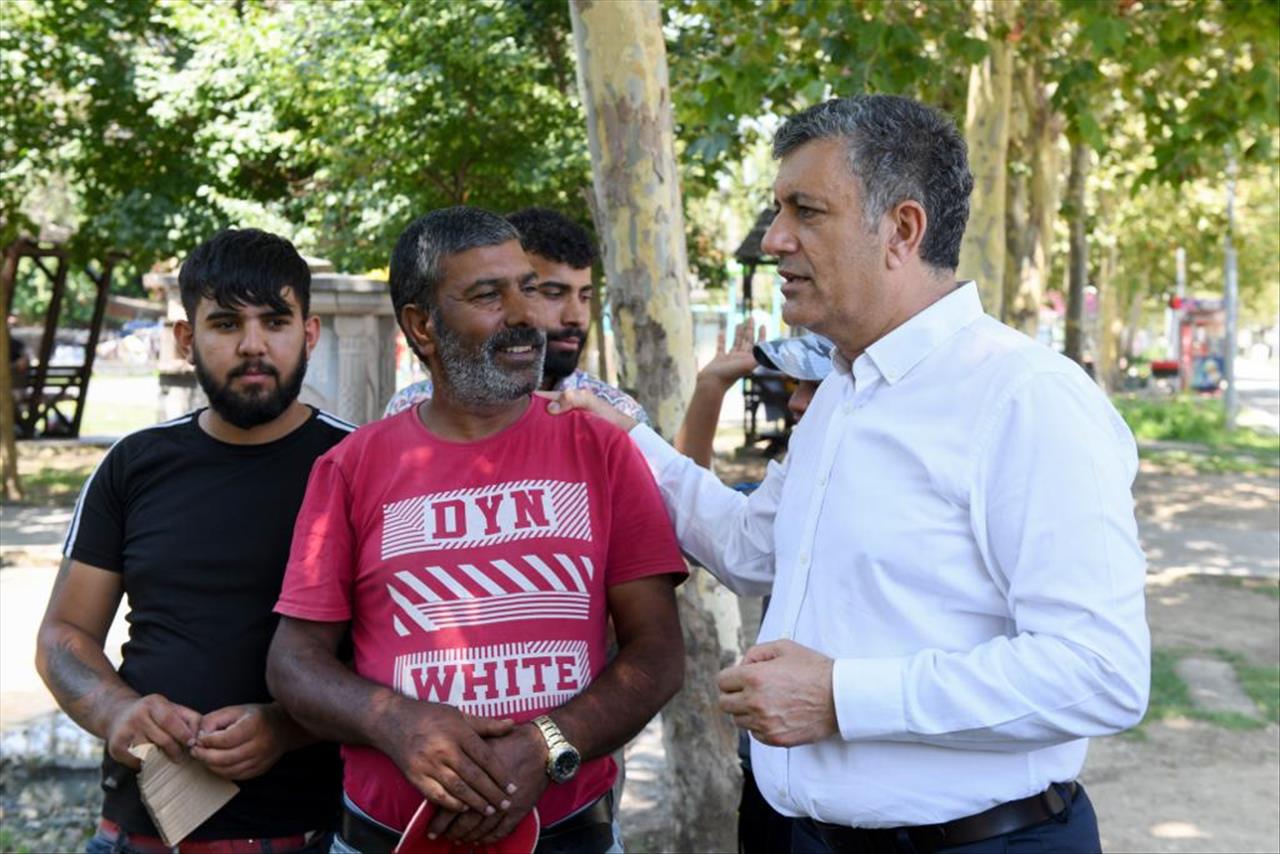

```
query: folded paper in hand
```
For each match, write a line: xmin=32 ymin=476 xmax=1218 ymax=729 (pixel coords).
xmin=128 ymin=743 xmax=239 ymax=846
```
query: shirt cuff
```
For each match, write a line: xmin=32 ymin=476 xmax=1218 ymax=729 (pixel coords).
xmin=832 ymin=656 xmax=908 ymax=741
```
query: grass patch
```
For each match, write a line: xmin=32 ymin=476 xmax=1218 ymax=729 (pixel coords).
xmin=1239 ymin=664 xmax=1280 ymax=725
xmin=1140 ymin=448 xmax=1280 ymax=475
xmin=1212 ymin=648 xmax=1280 ymax=726
xmin=1202 ymin=576 xmax=1280 ymax=600
xmin=1136 ymin=648 xmax=1275 ymax=733
xmin=10 ymin=463 xmax=95 ymax=506
xmin=79 ymin=372 xmax=163 ymax=438
xmin=1146 ymin=648 xmax=1193 ymax=715
xmin=1113 ymin=394 xmax=1280 ymax=451
xmin=1115 ymin=395 xmax=1280 ymax=474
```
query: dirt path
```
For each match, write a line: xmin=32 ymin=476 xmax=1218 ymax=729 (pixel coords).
xmin=1083 ymin=574 xmax=1279 ymax=853
xmin=616 ymin=457 xmax=1280 ymax=853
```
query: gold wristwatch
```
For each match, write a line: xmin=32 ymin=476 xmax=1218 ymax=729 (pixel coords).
xmin=532 ymin=715 xmax=581 ymax=783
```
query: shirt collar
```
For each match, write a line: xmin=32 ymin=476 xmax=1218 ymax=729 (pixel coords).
xmin=552 ymin=369 xmax=589 ymax=391
xmin=832 ymin=281 xmax=984 ymax=385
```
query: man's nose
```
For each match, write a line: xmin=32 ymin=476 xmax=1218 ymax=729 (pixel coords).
xmin=505 ymin=289 xmax=539 ymax=327
xmin=561 ymin=293 xmax=589 ymax=330
xmin=788 ymin=384 xmax=815 ymax=421
xmin=238 ymin=321 xmax=267 ymax=354
xmin=761 ymin=214 xmax=795 ymax=257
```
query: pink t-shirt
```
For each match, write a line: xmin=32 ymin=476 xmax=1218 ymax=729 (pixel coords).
xmin=275 ymin=398 xmax=685 ymax=829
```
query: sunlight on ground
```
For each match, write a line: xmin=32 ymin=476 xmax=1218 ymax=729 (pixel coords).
xmin=1146 ymin=566 xmax=1270 ymax=588
xmin=1150 ymin=821 xmax=1208 ymax=840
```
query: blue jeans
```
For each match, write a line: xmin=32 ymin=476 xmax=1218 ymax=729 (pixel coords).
xmin=790 ymin=784 xmax=1101 ymax=854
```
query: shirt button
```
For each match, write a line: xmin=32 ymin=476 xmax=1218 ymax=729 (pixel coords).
xmin=817 ymin=474 xmax=828 ymax=487
xmin=799 ymin=554 xmax=810 ymax=566
xmin=842 ymin=402 xmax=853 ymax=414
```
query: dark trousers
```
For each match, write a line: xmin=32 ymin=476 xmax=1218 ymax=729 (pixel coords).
xmin=791 ymin=784 xmax=1101 ymax=854
xmin=738 ymin=763 xmax=797 ymax=854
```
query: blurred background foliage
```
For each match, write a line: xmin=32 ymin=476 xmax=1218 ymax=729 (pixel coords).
xmin=1 ymin=0 xmax=1276 ymax=324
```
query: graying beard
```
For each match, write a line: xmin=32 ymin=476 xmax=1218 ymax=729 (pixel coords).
xmin=434 ymin=322 xmax=544 ymax=407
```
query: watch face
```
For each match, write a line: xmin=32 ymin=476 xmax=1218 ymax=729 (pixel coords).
xmin=550 ymin=747 xmax=581 ymax=781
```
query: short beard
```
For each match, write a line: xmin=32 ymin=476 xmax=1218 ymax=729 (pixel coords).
xmin=543 ymin=328 xmax=587 ymax=384
xmin=193 ymin=344 xmax=307 ymax=430
xmin=432 ymin=309 xmax=545 ymax=408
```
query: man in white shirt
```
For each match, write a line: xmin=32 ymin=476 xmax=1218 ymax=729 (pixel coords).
xmin=547 ymin=95 xmax=1149 ymax=853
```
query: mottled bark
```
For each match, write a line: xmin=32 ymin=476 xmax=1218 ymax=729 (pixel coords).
xmin=957 ymin=0 xmax=1017 ymax=315
xmin=1064 ymin=140 xmax=1090 ymax=366
xmin=570 ymin=3 xmax=740 ymax=851
xmin=1096 ymin=193 xmax=1121 ymax=391
xmin=0 ymin=244 xmax=22 ymax=501
xmin=1003 ymin=65 xmax=1060 ymax=336
xmin=1121 ymin=270 xmax=1148 ymax=363
xmin=1001 ymin=66 xmax=1030 ymax=329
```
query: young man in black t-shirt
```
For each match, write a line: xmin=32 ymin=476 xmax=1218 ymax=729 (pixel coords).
xmin=36 ymin=229 xmax=353 ymax=853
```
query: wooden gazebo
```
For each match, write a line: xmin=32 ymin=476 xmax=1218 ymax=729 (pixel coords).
xmin=731 ymin=206 xmax=796 ymax=457
xmin=732 ymin=206 xmax=778 ymax=315
xmin=1 ymin=239 xmax=115 ymax=438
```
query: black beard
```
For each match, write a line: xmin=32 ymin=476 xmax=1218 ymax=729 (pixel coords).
xmin=543 ymin=328 xmax=587 ymax=383
xmin=193 ymin=345 xmax=307 ymax=430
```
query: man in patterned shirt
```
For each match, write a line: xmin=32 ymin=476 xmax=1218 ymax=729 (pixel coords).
xmin=382 ymin=207 xmax=647 ymax=424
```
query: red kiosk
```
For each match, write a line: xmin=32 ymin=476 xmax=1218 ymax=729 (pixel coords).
xmin=1156 ymin=296 xmax=1227 ymax=393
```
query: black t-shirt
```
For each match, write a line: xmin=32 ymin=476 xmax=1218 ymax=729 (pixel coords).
xmin=65 ymin=406 xmax=355 ymax=839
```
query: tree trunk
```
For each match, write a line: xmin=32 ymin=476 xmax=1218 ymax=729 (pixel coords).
xmin=1001 ymin=63 xmax=1030 ymax=329
xmin=957 ymin=0 xmax=1017 ymax=315
xmin=0 ymin=243 xmax=23 ymax=501
xmin=1004 ymin=65 xmax=1060 ymax=336
xmin=1121 ymin=269 xmax=1148 ymax=364
xmin=1064 ymin=140 xmax=1090 ymax=366
xmin=1096 ymin=193 xmax=1121 ymax=391
xmin=569 ymin=3 xmax=740 ymax=851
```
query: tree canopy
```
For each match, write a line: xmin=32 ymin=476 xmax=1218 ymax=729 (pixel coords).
xmin=2 ymin=0 xmax=1276 ymax=325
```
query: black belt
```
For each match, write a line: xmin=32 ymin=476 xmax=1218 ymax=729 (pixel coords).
xmin=339 ymin=792 xmax=614 ymax=854
xmin=806 ymin=781 xmax=1078 ymax=854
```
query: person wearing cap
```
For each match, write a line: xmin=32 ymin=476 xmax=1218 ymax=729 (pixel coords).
xmin=548 ymin=94 xmax=1148 ymax=853
xmin=674 ymin=321 xmax=833 ymax=469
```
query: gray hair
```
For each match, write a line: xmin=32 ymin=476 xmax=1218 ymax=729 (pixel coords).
xmin=773 ymin=95 xmax=973 ymax=270
xmin=389 ymin=206 xmax=521 ymax=319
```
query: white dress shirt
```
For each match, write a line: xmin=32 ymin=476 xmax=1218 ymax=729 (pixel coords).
xmin=631 ymin=282 xmax=1149 ymax=828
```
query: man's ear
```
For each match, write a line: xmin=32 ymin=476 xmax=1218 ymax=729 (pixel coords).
xmin=399 ymin=303 xmax=435 ymax=360
xmin=303 ymin=314 xmax=321 ymax=357
xmin=885 ymin=200 xmax=928 ymax=271
xmin=174 ymin=319 xmax=194 ymax=364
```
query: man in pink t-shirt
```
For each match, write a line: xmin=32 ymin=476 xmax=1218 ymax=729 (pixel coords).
xmin=267 ymin=206 xmax=686 ymax=853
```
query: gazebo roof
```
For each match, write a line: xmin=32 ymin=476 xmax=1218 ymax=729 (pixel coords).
xmin=733 ymin=206 xmax=778 ymax=265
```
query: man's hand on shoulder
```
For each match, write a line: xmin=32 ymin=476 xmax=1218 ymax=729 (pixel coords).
xmin=427 ymin=721 xmax=549 ymax=845
xmin=718 ymin=639 xmax=837 ymax=747
xmin=106 ymin=694 xmax=201 ymax=768
xmin=539 ymin=389 xmax=638 ymax=433
xmin=191 ymin=702 xmax=304 ymax=780
xmin=377 ymin=701 xmax=518 ymax=817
